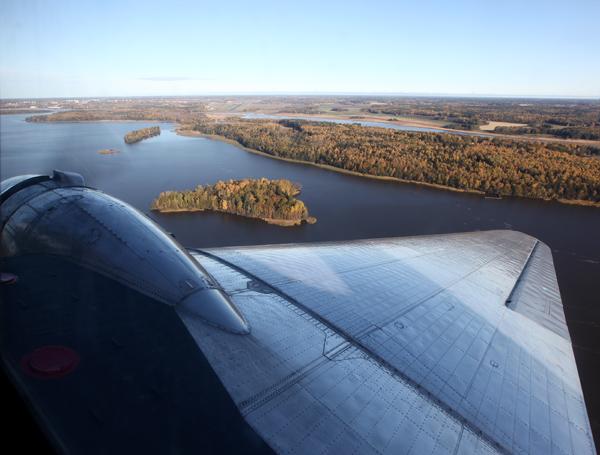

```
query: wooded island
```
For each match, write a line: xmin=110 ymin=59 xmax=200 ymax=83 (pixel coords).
xmin=151 ymin=178 xmax=316 ymax=226
xmin=124 ymin=126 xmax=161 ymax=144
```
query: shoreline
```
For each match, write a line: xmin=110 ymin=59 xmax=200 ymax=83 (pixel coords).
xmin=1 ymin=109 xmax=52 ymax=115
xmin=151 ymin=206 xmax=310 ymax=226
xmin=176 ymin=127 xmax=600 ymax=209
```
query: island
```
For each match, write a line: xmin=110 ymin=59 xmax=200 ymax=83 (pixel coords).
xmin=151 ymin=178 xmax=317 ymax=226
xmin=98 ymin=148 xmax=119 ymax=155
xmin=124 ymin=126 xmax=160 ymax=144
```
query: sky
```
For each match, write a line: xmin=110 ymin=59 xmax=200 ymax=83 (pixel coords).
xmin=1 ymin=0 xmax=599 ymax=99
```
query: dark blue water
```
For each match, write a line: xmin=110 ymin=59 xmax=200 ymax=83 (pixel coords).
xmin=1 ymin=114 xmax=600 ymax=437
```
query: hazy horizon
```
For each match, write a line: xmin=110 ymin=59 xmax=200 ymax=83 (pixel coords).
xmin=3 ymin=92 xmax=600 ymax=102
xmin=2 ymin=0 xmax=599 ymax=98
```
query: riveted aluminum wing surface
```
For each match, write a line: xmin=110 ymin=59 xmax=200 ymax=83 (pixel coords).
xmin=181 ymin=231 xmax=595 ymax=455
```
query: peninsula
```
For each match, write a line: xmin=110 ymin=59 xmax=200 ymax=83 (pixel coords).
xmin=124 ymin=126 xmax=160 ymax=144
xmin=187 ymin=118 xmax=600 ymax=207
xmin=151 ymin=178 xmax=317 ymax=226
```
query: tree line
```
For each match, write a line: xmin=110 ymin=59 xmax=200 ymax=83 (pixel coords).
xmin=124 ymin=126 xmax=161 ymax=144
xmin=27 ymin=108 xmax=201 ymax=124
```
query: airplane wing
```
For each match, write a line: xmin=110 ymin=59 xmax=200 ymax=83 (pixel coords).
xmin=183 ymin=230 xmax=595 ymax=455
xmin=1 ymin=172 xmax=595 ymax=454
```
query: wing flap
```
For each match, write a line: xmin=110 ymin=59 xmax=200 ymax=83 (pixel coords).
xmin=182 ymin=252 xmax=502 ymax=455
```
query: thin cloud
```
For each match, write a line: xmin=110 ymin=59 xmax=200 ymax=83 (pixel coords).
xmin=138 ymin=76 xmax=212 ymax=82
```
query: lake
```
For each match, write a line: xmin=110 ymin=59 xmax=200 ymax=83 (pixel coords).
xmin=1 ymin=113 xmax=600 ymax=438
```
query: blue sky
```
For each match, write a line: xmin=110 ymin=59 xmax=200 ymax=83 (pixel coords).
xmin=1 ymin=0 xmax=599 ymax=98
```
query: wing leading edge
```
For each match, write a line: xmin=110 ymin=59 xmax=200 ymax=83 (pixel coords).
xmin=181 ymin=230 xmax=595 ymax=455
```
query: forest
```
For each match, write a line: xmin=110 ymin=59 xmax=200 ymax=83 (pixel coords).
xmin=190 ymin=118 xmax=600 ymax=205
xmin=26 ymin=107 xmax=201 ymax=124
xmin=151 ymin=178 xmax=316 ymax=226
xmin=124 ymin=126 xmax=161 ymax=144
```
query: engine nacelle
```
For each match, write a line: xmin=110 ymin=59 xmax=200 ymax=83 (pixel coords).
xmin=0 ymin=170 xmax=249 ymax=334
